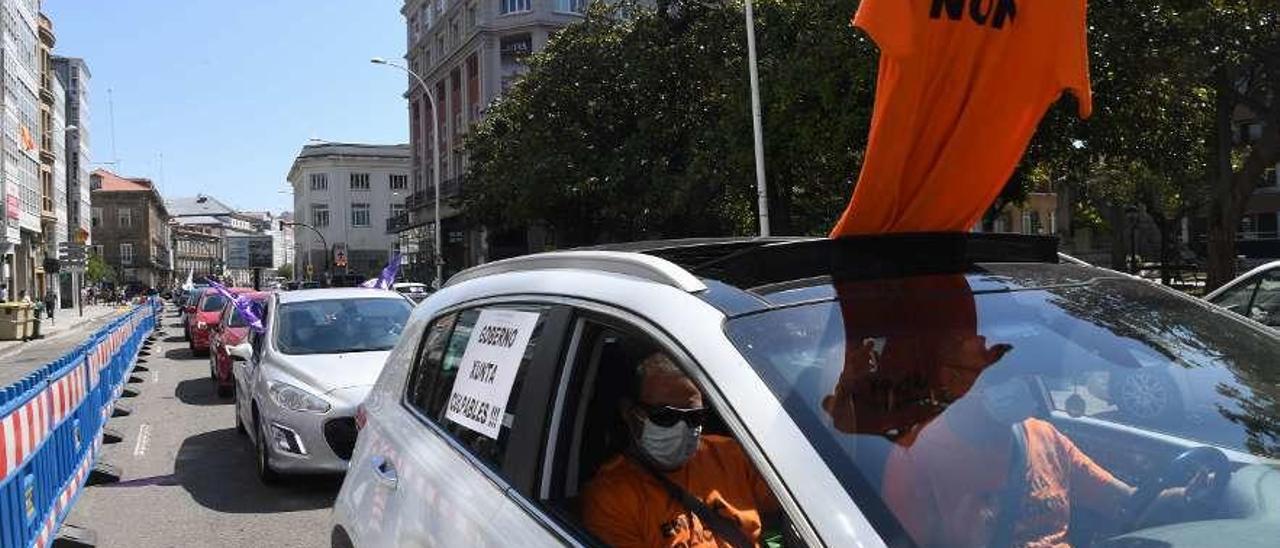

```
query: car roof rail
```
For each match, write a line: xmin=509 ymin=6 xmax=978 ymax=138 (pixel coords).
xmin=444 ymin=250 xmax=709 ymax=293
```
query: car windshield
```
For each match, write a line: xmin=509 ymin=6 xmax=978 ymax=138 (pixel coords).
xmin=727 ymin=273 xmax=1280 ymax=547
xmin=274 ymin=298 xmax=412 ymax=355
xmin=200 ymin=295 xmax=227 ymax=312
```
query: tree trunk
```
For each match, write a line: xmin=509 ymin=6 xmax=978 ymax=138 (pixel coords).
xmin=1108 ymin=203 xmax=1127 ymax=271
xmin=1206 ymin=72 xmax=1239 ymax=290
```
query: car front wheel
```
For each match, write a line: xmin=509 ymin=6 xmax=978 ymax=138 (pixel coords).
xmin=255 ymin=416 xmax=282 ymax=485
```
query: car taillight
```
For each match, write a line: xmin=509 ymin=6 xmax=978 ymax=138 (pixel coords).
xmin=355 ymin=404 xmax=368 ymax=431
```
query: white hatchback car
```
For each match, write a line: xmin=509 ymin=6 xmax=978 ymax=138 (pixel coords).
xmin=332 ymin=236 xmax=1280 ymax=548
xmin=230 ymin=288 xmax=413 ymax=483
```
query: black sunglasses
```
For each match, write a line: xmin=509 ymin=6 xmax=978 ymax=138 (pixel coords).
xmin=639 ymin=404 xmax=708 ymax=428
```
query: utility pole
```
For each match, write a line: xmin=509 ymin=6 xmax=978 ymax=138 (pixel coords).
xmin=745 ymin=0 xmax=771 ymax=237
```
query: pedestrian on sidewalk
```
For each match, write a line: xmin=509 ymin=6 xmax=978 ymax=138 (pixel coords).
xmin=0 ymin=284 xmax=7 ymax=302
xmin=42 ymin=288 xmax=56 ymax=322
xmin=19 ymin=290 xmax=31 ymax=304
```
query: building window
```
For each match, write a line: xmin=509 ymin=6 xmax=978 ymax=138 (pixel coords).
xmin=120 ymin=243 xmax=134 ymax=265
xmin=556 ymin=0 xmax=585 ymax=12
xmin=500 ymin=0 xmax=530 ymax=14
xmin=91 ymin=207 xmax=102 ymax=227
xmin=351 ymin=203 xmax=371 ymax=228
xmin=390 ymin=202 xmax=406 ymax=220
xmin=312 ymin=204 xmax=330 ymax=228
xmin=390 ymin=174 xmax=408 ymax=190
xmin=310 ymin=173 xmax=328 ymax=191
xmin=468 ymin=5 xmax=477 ymax=29
xmin=350 ymin=173 xmax=371 ymax=191
xmin=118 ymin=208 xmax=133 ymax=228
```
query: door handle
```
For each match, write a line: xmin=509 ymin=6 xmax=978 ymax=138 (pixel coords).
xmin=371 ymin=455 xmax=398 ymax=489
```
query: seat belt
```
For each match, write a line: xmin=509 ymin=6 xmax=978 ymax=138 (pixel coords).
xmin=635 ymin=457 xmax=755 ymax=548
xmin=991 ymin=422 xmax=1030 ymax=548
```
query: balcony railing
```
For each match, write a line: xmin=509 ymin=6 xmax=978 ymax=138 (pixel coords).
xmin=406 ymin=177 xmax=463 ymax=212
xmin=386 ymin=212 xmax=411 ymax=234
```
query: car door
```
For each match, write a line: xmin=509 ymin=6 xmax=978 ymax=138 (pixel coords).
xmin=350 ymin=302 xmax=572 ymax=547
xmin=235 ymin=297 xmax=272 ymax=434
xmin=521 ymin=308 xmax=815 ymax=547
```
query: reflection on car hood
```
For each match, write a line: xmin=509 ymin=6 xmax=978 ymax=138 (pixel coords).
xmin=273 ymin=351 xmax=391 ymax=394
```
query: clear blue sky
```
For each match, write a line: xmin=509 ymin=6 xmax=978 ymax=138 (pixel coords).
xmin=43 ymin=0 xmax=409 ymax=214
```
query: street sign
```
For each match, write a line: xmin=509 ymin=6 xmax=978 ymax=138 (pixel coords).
xmin=333 ymin=244 xmax=348 ymax=268
xmin=226 ymin=236 xmax=274 ymax=269
xmin=305 ymin=263 xmax=314 ymax=277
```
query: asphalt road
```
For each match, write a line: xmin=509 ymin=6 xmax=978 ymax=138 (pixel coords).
xmin=65 ymin=315 xmax=341 ymax=548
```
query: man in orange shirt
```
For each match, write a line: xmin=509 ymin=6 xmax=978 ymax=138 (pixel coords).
xmin=582 ymin=353 xmax=780 ymax=548
xmin=882 ymin=368 xmax=1200 ymax=547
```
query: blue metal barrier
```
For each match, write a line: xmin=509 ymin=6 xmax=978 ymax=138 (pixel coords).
xmin=0 ymin=298 xmax=160 ymax=548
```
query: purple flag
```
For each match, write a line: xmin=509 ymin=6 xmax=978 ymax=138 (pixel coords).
xmin=364 ymin=252 xmax=402 ymax=290
xmin=208 ymin=280 xmax=265 ymax=333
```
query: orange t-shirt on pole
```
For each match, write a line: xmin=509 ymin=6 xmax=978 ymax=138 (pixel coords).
xmin=831 ymin=0 xmax=1093 ymax=237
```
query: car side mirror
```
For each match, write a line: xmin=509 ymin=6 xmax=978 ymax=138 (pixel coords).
xmin=229 ymin=342 xmax=253 ymax=362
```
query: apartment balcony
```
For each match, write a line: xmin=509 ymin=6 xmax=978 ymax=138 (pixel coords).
xmin=386 ymin=212 xmax=411 ymax=234
xmin=406 ymin=177 xmax=463 ymax=213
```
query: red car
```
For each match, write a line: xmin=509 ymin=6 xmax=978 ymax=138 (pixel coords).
xmin=208 ymin=291 xmax=270 ymax=398
xmin=186 ymin=287 xmax=251 ymax=355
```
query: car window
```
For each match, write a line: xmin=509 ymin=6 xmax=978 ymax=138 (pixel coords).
xmin=201 ymin=294 xmax=227 ymax=312
xmin=1248 ymin=269 xmax=1280 ymax=326
xmin=538 ymin=316 xmax=795 ymax=547
xmin=727 ymin=274 xmax=1280 ymax=547
xmin=1210 ymin=274 xmax=1260 ymax=314
xmin=274 ymin=298 xmax=412 ymax=355
xmin=404 ymin=305 xmax=554 ymax=481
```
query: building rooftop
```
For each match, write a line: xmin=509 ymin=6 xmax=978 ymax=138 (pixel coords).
xmin=92 ymin=169 xmax=153 ymax=192
xmin=296 ymin=142 xmax=410 ymax=160
xmin=168 ymin=195 xmax=236 ymax=217
xmin=173 ymin=215 xmax=229 ymax=227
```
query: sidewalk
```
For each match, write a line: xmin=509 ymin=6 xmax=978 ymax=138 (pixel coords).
xmin=0 ymin=304 xmax=130 ymax=387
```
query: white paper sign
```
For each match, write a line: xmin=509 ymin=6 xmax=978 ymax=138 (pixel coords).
xmin=444 ymin=309 xmax=541 ymax=439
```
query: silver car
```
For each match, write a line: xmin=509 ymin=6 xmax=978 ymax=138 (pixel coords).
xmin=333 ymin=236 xmax=1280 ymax=548
xmin=229 ymin=288 xmax=413 ymax=483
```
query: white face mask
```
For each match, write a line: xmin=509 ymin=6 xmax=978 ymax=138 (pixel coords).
xmin=637 ymin=417 xmax=702 ymax=471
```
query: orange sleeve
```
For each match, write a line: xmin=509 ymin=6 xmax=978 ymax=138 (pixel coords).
xmin=581 ymin=471 xmax=647 ymax=548
xmin=852 ymin=0 xmax=917 ymax=59
xmin=881 ymin=447 xmax=935 ymax=546
xmin=1057 ymin=0 xmax=1093 ymax=118
xmin=1054 ymin=429 xmax=1130 ymax=512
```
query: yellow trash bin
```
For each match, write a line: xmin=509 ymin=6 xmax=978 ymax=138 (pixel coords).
xmin=0 ymin=303 xmax=23 ymax=341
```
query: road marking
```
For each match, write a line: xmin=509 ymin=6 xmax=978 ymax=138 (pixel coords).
xmin=133 ymin=423 xmax=151 ymax=457
xmin=152 ymin=371 xmax=159 ymax=384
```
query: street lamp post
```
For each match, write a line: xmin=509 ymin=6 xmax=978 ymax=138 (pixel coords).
xmin=744 ymin=0 xmax=770 ymax=237
xmin=281 ymin=221 xmax=329 ymax=283
xmin=372 ymin=58 xmax=444 ymax=288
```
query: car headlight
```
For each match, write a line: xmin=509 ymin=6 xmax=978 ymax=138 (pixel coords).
xmin=268 ymin=382 xmax=331 ymax=414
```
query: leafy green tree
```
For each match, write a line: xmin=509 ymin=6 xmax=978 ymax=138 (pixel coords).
xmin=277 ymin=263 xmax=294 ymax=280
xmin=85 ymin=254 xmax=114 ymax=285
xmin=463 ymin=0 xmax=874 ymax=245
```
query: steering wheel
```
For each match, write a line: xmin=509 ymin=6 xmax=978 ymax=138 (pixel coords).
xmin=1121 ymin=447 xmax=1232 ymax=530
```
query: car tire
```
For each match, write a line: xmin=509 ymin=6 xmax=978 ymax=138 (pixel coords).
xmin=255 ymin=416 xmax=282 ymax=485
xmin=1113 ymin=368 xmax=1183 ymax=424
xmin=234 ymin=396 xmax=246 ymax=435
xmin=216 ymin=383 xmax=233 ymax=399
xmin=331 ymin=528 xmax=355 ymax=548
